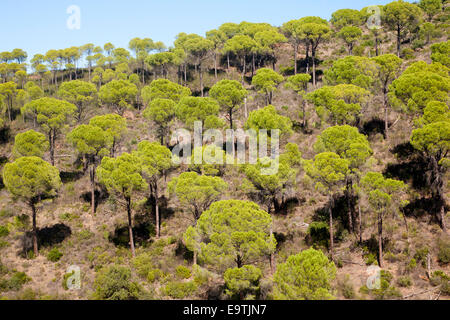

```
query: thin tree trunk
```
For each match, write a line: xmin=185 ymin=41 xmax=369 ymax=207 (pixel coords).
xmin=346 ymin=179 xmax=353 ymax=232
xmin=49 ymin=130 xmax=55 ymax=166
xmin=199 ymin=64 xmax=204 ymax=97
xmin=397 ymin=25 xmax=401 ymax=58
xmin=90 ymin=164 xmax=95 ymax=215
xmin=358 ymin=201 xmax=362 ymax=244
xmin=294 ymin=42 xmax=298 ymax=75
xmin=329 ymin=195 xmax=334 ymax=261
xmin=384 ymin=87 xmax=389 ymax=139
xmin=378 ymin=211 xmax=383 ymax=268
xmin=227 ymin=53 xmax=230 ymax=72
xmin=312 ymin=47 xmax=317 ymax=87
xmin=214 ymin=53 xmax=218 ymax=79
xmin=155 ymin=182 xmax=160 ymax=238
xmin=30 ymin=202 xmax=38 ymax=256
xmin=126 ymin=196 xmax=136 ymax=257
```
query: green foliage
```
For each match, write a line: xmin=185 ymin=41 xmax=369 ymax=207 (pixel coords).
xmin=169 ymin=172 xmax=227 ymax=221
xmin=210 ymin=79 xmax=247 ymax=128
xmin=331 ymin=9 xmax=364 ymax=29
xmin=314 ymin=125 xmax=372 ymax=170
xmin=0 ymin=226 xmax=9 ymax=238
xmin=307 ymin=222 xmax=330 ymax=248
xmin=431 ymin=41 xmax=450 ymax=67
xmin=273 ymin=248 xmax=336 ymax=300
xmin=437 ymin=237 xmax=450 ymax=265
xmin=184 ymin=200 xmax=276 ymax=271
xmin=361 ymin=172 xmax=406 ymax=212
xmin=163 ymin=280 xmax=197 ymax=299
xmin=252 ymin=68 xmax=284 ymax=104
xmin=97 ymin=153 xmax=147 ymax=199
xmin=98 ymin=79 xmax=138 ymax=115
xmin=224 ymin=265 xmax=262 ymax=299
xmin=245 ymin=105 xmax=293 ymax=137
xmin=57 ymin=80 xmax=97 ymax=121
xmin=142 ymin=98 xmax=176 ymax=143
xmin=13 ymin=130 xmax=49 ymax=159
xmin=89 ymin=113 xmax=127 ymax=151
xmin=141 ymin=79 xmax=191 ymax=104
xmin=176 ymin=96 xmax=222 ymax=129
xmin=93 ymin=265 xmax=141 ymax=300
xmin=396 ymin=276 xmax=412 ymax=287
xmin=337 ymin=26 xmax=363 ymax=53
xmin=366 ymin=270 xmax=402 ymax=300
xmin=388 ymin=62 xmax=450 ymax=115
xmin=47 ymin=248 xmax=63 ymax=262
xmin=175 ymin=265 xmax=192 ymax=279
xmin=134 ymin=140 xmax=172 ymax=182
xmin=324 ymin=56 xmax=377 ymax=90
xmin=3 ymin=156 xmax=61 ymax=202
xmin=304 ymin=152 xmax=349 ymax=195
xmin=418 ymin=0 xmax=442 ymax=21
xmin=67 ymin=124 xmax=112 ymax=160
xmin=307 ymin=84 xmax=370 ymax=125
xmin=411 ymin=121 xmax=450 ymax=161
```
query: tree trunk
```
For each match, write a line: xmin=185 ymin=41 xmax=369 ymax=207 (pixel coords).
xmin=90 ymin=164 xmax=96 ymax=215
xmin=358 ymin=201 xmax=362 ymax=244
xmin=155 ymin=182 xmax=160 ymax=238
xmin=375 ymin=35 xmax=379 ymax=56
xmin=49 ymin=130 xmax=55 ymax=166
xmin=126 ymin=196 xmax=136 ymax=257
xmin=227 ymin=53 xmax=230 ymax=73
xmin=346 ymin=180 xmax=354 ymax=233
xmin=193 ymin=251 xmax=197 ymax=266
xmin=329 ymin=195 xmax=334 ymax=261
xmin=305 ymin=41 xmax=310 ymax=73
xmin=294 ymin=42 xmax=298 ymax=75
xmin=270 ymin=225 xmax=276 ymax=274
xmin=252 ymin=53 xmax=255 ymax=77
xmin=384 ymin=87 xmax=389 ymax=139
xmin=229 ymin=109 xmax=233 ymax=130
xmin=378 ymin=211 xmax=383 ymax=268
xmin=397 ymin=25 xmax=401 ymax=58
xmin=30 ymin=201 xmax=38 ymax=256
xmin=312 ymin=46 xmax=317 ymax=87
xmin=214 ymin=53 xmax=218 ymax=79
xmin=199 ymin=64 xmax=204 ymax=97
xmin=242 ymin=55 xmax=246 ymax=84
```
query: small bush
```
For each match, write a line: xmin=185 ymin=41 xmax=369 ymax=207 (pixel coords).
xmin=175 ymin=266 xmax=191 ymax=279
xmin=164 ymin=281 xmax=197 ymax=299
xmin=147 ymin=268 xmax=163 ymax=283
xmin=0 ymin=226 xmax=9 ymax=238
xmin=396 ymin=276 xmax=412 ymax=288
xmin=338 ymin=275 xmax=355 ymax=299
xmin=6 ymin=272 xmax=32 ymax=291
xmin=93 ymin=265 xmax=141 ymax=300
xmin=437 ymin=238 xmax=450 ymax=265
xmin=47 ymin=248 xmax=63 ymax=262
xmin=306 ymin=222 xmax=329 ymax=248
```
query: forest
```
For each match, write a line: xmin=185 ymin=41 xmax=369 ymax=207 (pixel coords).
xmin=0 ymin=0 xmax=449 ymax=301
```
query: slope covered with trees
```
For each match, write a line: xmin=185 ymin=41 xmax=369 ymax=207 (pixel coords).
xmin=0 ymin=0 xmax=449 ymax=300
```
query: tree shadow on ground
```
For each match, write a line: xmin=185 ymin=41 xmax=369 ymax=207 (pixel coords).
xmin=80 ymin=187 xmax=109 ymax=212
xmin=361 ymin=118 xmax=386 ymax=138
xmin=384 ymin=142 xmax=429 ymax=192
xmin=109 ymin=213 xmax=155 ymax=249
xmin=20 ymin=223 xmax=72 ymax=257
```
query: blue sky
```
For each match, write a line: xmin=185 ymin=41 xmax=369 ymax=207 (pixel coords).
xmin=0 ymin=0 xmax=407 ymax=63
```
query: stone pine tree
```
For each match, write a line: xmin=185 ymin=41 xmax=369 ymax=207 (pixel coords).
xmin=3 ymin=157 xmax=62 ymax=256
xmin=251 ymin=68 xmax=284 ymax=105
xmin=273 ymin=248 xmax=336 ymax=300
xmin=304 ymin=152 xmax=350 ymax=261
xmin=57 ymin=80 xmax=97 ymax=122
xmin=371 ymin=54 xmax=403 ymax=138
xmin=361 ymin=172 xmax=407 ymax=267
xmin=183 ymin=200 xmax=276 ymax=271
xmin=89 ymin=114 xmax=127 ymax=157
xmin=314 ymin=125 xmax=372 ymax=236
xmin=209 ymin=79 xmax=248 ymax=129
xmin=133 ymin=141 xmax=173 ymax=238
xmin=67 ymin=124 xmax=112 ymax=214
xmin=411 ymin=121 xmax=449 ymax=231
xmin=13 ymin=130 xmax=49 ymax=159
xmin=22 ymin=97 xmax=77 ymax=165
xmin=382 ymin=0 xmax=423 ymax=57
xmin=285 ymin=73 xmax=311 ymax=129
xmin=97 ymin=153 xmax=148 ymax=257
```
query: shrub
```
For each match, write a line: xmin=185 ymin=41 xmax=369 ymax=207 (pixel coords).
xmin=0 ymin=226 xmax=9 ymax=238
xmin=306 ymin=222 xmax=329 ymax=248
xmin=47 ymin=248 xmax=63 ymax=262
xmin=437 ymin=238 xmax=450 ymax=265
xmin=132 ymin=253 xmax=154 ymax=279
xmin=397 ymin=276 xmax=412 ymax=287
xmin=7 ymin=272 xmax=32 ymax=291
xmin=273 ymin=248 xmax=336 ymax=300
xmin=147 ymin=269 xmax=163 ymax=283
xmin=338 ymin=275 xmax=355 ymax=299
xmin=413 ymin=247 xmax=429 ymax=267
xmin=164 ymin=281 xmax=197 ymax=299
xmin=93 ymin=265 xmax=141 ymax=300
xmin=371 ymin=270 xmax=402 ymax=300
xmin=175 ymin=266 xmax=191 ymax=279
xmin=224 ymin=265 xmax=262 ymax=299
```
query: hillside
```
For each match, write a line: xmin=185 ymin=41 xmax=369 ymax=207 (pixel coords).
xmin=0 ymin=0 xmax=449 ymax=301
